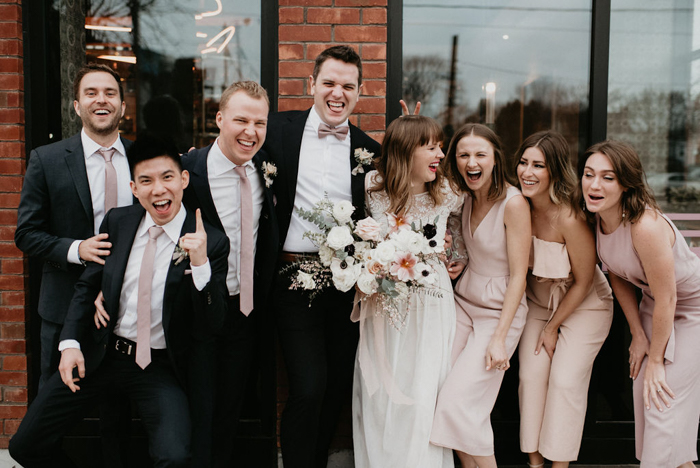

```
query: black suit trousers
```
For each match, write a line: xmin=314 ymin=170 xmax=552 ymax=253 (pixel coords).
xmin=9 ymin=351 xmax=191 ymax=468
xmin=274 ymin=270 xmax=359 ymax=468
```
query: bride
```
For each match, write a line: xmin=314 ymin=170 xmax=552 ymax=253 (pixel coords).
xmin=352 ymin=115 xmax=463 ymax=468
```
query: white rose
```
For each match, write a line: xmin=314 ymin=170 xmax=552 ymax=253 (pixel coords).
xmin=332 ymin=200 xmax=355 ymax=225
xmin=357 ymin=271 xmax=378 ymax=295
xmin=354 ymin=217 xmax=382 ymax=242
xmin=330 ymin=257 xmax=361 ymax=292
xmin=374 ymin=241 xmax=396 ymax=265
xmin=296 ymin=271 xmax=316 ymax=290
xmin=318 ymin=245 xmax=334 ymax=267
xmin=392 ymin=229 xmax=425 ymax=255
xmin=326 ymin=225 xmax=354 ymax=250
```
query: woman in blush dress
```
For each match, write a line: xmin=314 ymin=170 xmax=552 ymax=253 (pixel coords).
xmin=352 ymin=115 xmax=464 ymax=468
xmin=515 ymin=131 xmax=613 ymax=468
xmin=430 ymin=123 xmax=531 ymax=468
xmin=577 ymin=140 xmax=700 ymax=468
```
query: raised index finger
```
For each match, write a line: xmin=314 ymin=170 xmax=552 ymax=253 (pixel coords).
xmin=195 ymin=208 xmax=204 ymax=233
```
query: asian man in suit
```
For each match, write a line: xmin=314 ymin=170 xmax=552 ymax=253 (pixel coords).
xmin=9 ymin=133 xmax=230 ymax=468
xmin=180 ymin=80 xmax=278 ymax=467
xmin=261 ymin=45 xmax=381 ymax=468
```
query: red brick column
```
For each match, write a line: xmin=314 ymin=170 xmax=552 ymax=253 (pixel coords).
xmin=0 ymin=0 xmax=26 ymax=449
xmin=276 ymin=0 xmax=388 ymax=452
xmin=278 ymin=0 xmax=387 ymax=141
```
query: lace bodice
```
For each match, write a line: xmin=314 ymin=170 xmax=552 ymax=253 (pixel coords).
xmin=365 ymin=171 xmax=464 ymax=257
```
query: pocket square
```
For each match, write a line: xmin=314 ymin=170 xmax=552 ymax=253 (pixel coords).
xmin=185 ymin=269 xmax=192 ymax=275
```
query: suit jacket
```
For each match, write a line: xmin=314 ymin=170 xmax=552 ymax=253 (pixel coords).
xmin=15 ymin=132 xmax=133 ymax=324
xmin=261 ymin=109 xmax=382 ymax=248
xmin=181 ymin=146 xmax=279 ymax=315
xmin=58 ymin=204 xmax=230 ymax=385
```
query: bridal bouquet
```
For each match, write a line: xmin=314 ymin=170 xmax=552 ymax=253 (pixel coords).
xmin=284 ymin=197 xmax=444 ymax=323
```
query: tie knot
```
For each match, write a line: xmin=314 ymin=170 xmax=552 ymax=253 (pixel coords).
xmin=318 ymin=123 xmax=349 ymax=141
xmin=148 ymin=226 xmax=164 ymax=240
xmin=234 ymin=165 xmax=249 ymax=179
xmin=98 ymin=147 xmax=116 ymax=162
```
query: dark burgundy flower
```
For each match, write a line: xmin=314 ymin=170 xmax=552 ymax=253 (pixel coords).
xmin=345 ymin=244 xmax=355 ymax=257
xmin=423 ymin=223 xmax=437 ymax=239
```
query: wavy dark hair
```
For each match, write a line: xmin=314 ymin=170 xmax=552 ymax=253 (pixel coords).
xmin=513 ymin=130 xmax=577 ymax=209
xmin=444 ymin=123 xmax=511 ymax=200
xmin=369 ymin=115 xmax=445 ymax=215
xmin=574 ymin=140 xmax=659 ymax=224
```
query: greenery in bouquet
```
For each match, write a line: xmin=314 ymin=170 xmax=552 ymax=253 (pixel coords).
xmin=285 ymin=196 xmax=446 ymax=322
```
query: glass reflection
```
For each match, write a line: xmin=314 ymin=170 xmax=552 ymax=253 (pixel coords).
xmin=608 ymin=0 xmax=700 ymax=220
xmin=83 ymin=0 xmax=261 ymax=150
xmin=402 ymin=0 xmax=591 ymax=160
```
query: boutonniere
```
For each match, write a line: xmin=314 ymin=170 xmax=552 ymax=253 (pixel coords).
xmin=352 ymin=148 xmax=374 ymax=176
xmin=262 ymin=161 xmax=277 ymax=188
xmin=172 ymin=243 xmax=189 ymax=265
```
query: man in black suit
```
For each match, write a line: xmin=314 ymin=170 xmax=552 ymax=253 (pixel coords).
xmin=262 ymin=45 xmax=381 ymax=468
xmin=180 ymin=81 xmax=278 ymax=467
xmin=8 ymin=134 xmax=230 ymax=467
xmin=15 ymin=63 xmax=133 ymax=386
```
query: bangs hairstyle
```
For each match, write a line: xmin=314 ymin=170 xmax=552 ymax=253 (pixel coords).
xmin=575 ymin=140 xmax=659 ymax=224
xmin=73 ymin=63 xmax=124 ymax=102
xmin=127 ymin=131 xmax=183 ymax=180
xmin=445 ymin=123 xmax=510 ymax=200
xmin=513 ymin=130 xmax=577 ymax=209
xmin=370 ymin=115 xmax=445 ymax=215
xmin=219 ymin=80 xmax=270 ymax=111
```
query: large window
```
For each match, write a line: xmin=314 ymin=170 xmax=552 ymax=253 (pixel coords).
xmin=62 ymin=0 xmax=262 ymax=151
xmin=608 ymin=0 xmax=700 ymax=225
xmin=402 ymin=1 xmax=592 ymax=159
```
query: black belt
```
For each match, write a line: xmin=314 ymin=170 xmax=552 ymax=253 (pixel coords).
xmin=278 ymin=251 xmax=319 ymax=263
xmin=109 ymin=334 xmax=167 ymax=359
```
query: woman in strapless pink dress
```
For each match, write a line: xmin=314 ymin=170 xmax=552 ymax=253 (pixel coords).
xmin=578 ymin=140 xmax=700 ymax=468
xmin=515 ymin=131 xmax=613 ymax=468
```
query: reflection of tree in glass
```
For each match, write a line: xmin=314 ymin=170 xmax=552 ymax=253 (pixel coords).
xmin=402 ymin=55 xmax=447 ymax=118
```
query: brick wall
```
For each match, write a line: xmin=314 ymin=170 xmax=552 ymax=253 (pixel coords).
xmin=278 ymin=0 xmax=387 ymax=141
xmin=275 ymin=0 xmax=388 ymax=450
xmin=0 ymin=0 xmax=26 ymax=450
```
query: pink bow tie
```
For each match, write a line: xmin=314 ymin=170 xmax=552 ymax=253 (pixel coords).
xmin=318 ymin=123 xmax=349 ymax=141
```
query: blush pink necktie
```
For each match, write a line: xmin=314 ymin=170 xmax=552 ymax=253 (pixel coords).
xmin=136 ymin=226 xmax=164 ymax=369
xmin=318 ymin=123 xmax=349 ymax=141
xmin=234 ymin=166 xmax=254 ymax=316
xmin=98 ymin=147 xmax=118 ymax=213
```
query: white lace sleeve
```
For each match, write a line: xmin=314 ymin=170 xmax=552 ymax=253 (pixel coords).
xmin=448 ymin=192 xmax=467 ymax=262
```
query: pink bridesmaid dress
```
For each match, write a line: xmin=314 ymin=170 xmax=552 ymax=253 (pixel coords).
xmin=596 ymin=211 xmax=700 ymax=468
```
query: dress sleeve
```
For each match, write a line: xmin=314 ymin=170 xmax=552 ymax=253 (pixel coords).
xmin=448 ymin=193 xmax=467 ymax=262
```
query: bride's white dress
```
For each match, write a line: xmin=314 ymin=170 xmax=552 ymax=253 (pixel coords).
xmin=352 ymin=171 xmax=462 ymax=468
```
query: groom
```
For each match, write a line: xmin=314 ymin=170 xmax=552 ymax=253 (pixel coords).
xmin=262 ymin=45 xmax=381 ymax=467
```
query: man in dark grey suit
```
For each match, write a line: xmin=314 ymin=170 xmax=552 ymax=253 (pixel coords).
xmin=15 ymin=63 xmax=132 ymax=385
xmin=181 ymin=81 xmax=279 ymax=467
xmin=262 ymin=45 xmax=381 ymax=468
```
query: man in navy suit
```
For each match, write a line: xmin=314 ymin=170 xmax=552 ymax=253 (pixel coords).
xmin=262 ymin=45 xmax=381 ymax=468
xmin=9 ymin=133 xmax=230 ymax=467
xmin=15 ymin=63 xmax=133 ymax=385
xmin=181 ymin=81 xmax=278 ymax=467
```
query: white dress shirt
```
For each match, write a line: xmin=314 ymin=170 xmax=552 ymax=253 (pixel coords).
xmin=59 ymin=204 xmax=211 ymax=351
xmin=67 ymin=129 xmax=131 ymax=264
xmin=207 ymin=139 xmax=264 ymax=296
xmin=283 ymin=106 xmax=352 ymax=253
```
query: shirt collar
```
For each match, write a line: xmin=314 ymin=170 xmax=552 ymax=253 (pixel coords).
xmin=209 ymin=139 xmax=256 ymax=176
xmin=309 ymin=105 xmax=349 ymax=132
xmin=81 ymin=128 xmax=126 ymax=160
xmin=138 ymin=203 xmax=187 ymax=245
